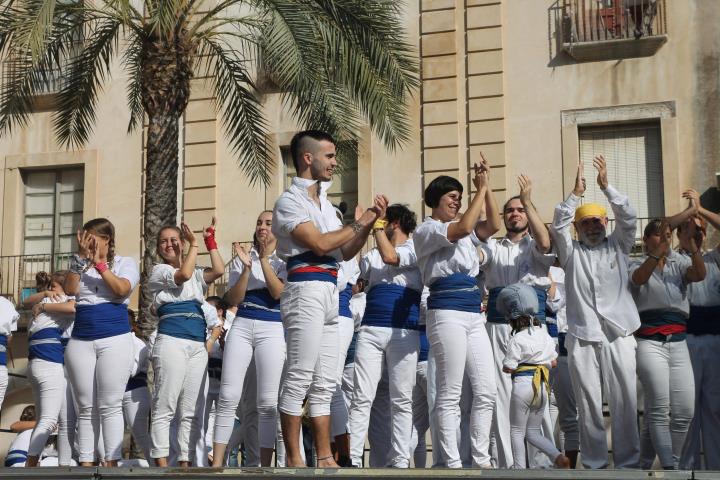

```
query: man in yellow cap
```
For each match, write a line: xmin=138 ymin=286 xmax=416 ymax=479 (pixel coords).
xmin=550 ymin=155 xmax=640 ymax=469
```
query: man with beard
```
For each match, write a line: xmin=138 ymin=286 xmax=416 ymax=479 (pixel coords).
xmin=272 ymin=130 xmax=387 ymax=467
xmin=550 ymin=155 xmax=640 ymax=469
xmin=478 ymin=174 xmax=555 ymax=468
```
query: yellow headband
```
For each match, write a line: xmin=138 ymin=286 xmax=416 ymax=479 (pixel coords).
xmin=575 ymin=203 xmax=607 ymax=222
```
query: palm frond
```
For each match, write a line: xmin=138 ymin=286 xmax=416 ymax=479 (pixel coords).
xmin=199 ymin=37 xmax=272 ymax=185
xmin=145 ymin=0 xmax=184 ymax=39
xmin=11 ymin=0 xmax=57 ymax=61
xmin=122 ymin=32 xmax=144 ymax=134
xmin=52 ymin=19 xmax=122 ymax=148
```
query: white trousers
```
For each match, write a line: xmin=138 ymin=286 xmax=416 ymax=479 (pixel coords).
xmin=348 ymin=326 xmax=418 ymax=467
xmin=65 ymin=333 xmax=133 ymax=462
xmin=681 ymin=333 xmax=720 ymax=469
xmin=410 ymin=360 xmax=430 ymax=468
xmin=427 ymin=309 xmax=496 ymax=467
xmin=123 ymin=386 xmax=151 ymax=462
xmin=367 ymin=365 xmax=391 ymax=467
xmin=150 ymin=334 xmax=208 ymax=461
xmin=28 ymin=358 xmax=67 ymax=456
xmin=58 ymin=374 xmax=76 ymax=466
xmin=214 ymin=316 xmax=285 ymax=450
xmin=509 ymin=377 xmax=560 ymax=469
xmin=279 ymin=281 xmax=339 ymax=417
xmin=637 ymin=338 xmax=694 ymax=468
xmin=0 ymin=365 xmax=7 ymax=412
xmin=330 ymin=316 xmax=355 ymax=437
xmin=550 ymin=354 xmax=579 ymax=451
xmin=567 ymin=333 xmax=639 ymax=469
xmin=486 ymin=322 xmax=514 ymax=468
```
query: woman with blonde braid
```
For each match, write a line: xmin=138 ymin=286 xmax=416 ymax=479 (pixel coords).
xmin=64 ymin=218 xmax=140 ymax=466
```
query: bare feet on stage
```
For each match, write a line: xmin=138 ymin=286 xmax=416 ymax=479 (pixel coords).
xmin=316 ymin=455 xmax=340 ymax=468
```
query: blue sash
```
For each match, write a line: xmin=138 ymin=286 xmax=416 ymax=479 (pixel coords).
xmin=362 ymin=284 xmax=421 ymax=329
xmin=345 ymin=331 xmax=358 ymax=366
xmin=688 ymin=305 xmax=720 ymax=336
xmin=339 ymin=284 xmax=353 ymax=319
xmin=29 ymin=328 xmax=64 ymax=364
xmin=73 ymin=303 xmax=130 ymax=340
xmin=208 ymin=357 xmax=223 ymax=380
xmin=418 ymin=328 xmax=429 ymax=362
xmin=545 ymin=320 xmax=559 ymax=338
xmin=125 ymin=371 xmax=148 ymax=392
xmin=4 ymin=448 xmax=27 ymax=467
xmin=427 ymin=273 xmax=481 ymax=313
xmin=557 ymin=332 xmax=568 ymax=357
xmin=0 ymin=335 xmax=7 ymax=366
xmin=157 ymin=300 xmax=205 ymax=342
xmin=237 ymin=288 xmax=281 ymax=322
xmin=486 ymin=286 xmax=547 ymax=323
xmin=287 ymin=251 xmax=338 ymax=283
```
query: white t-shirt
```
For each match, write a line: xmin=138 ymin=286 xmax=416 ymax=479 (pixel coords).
xmin=688 ymin=249 xmax=720 ymax=307
xmin=413 ymin=217 xmax=485 ymax=286
xmin=148 ymin=264 xmax=208 ymax=309
xmin=359 ymin=240 xmax=423 ymax=292
xmin=0 ymin=297 xmax=20 ymax=336
xmin=480 ymin=235 xmax=555 ymax=289
xmin=227 ymin=248 xmax=286 ymax=293
xmin=629 ymin=250 xmax=691 ymax=316
xmin=76 ymin=255 xmax=140 ymax=306
xmin=503 ymin=325 xmax=558 ymax=370
xmin=130 ymin=334 xmax=150 ymax=377
xmin=28 ymin=295 xmax=75 ymax=335
xmin=349 ymin=292 xmax=366 ymax=332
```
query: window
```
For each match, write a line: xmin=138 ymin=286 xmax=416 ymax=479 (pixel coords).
xmin=579 ymin=122 xmax=664 ymax=220
xmin=281 ymin=146 xmax=358 ymax=223
xmin=23 ymin=168 xmax=84 ymax=256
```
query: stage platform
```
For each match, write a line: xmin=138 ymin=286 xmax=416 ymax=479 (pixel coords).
xmin=0 ymin=468 xmax=714 ymax=479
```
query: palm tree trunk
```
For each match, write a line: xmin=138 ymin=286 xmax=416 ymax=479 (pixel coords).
xmin=138 ymin=111 xmax=180 ymax=335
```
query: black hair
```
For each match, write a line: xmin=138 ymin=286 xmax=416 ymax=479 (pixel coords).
xmin=502 ymin=195 xmax=522 ymax=213
xmin=206 ymin=296 xmax=228 ymax=317
xmin=509 ymin=314 xmax=539 ymax=335
xmin=424 ymin=175 xmax=463 ymax=208
xmin=290 ymin=130 xmax=336 ymax=173
xmin=385 ymin=204 xmax=417 ymax=234
xmin=643 ymin=218 xmax=668 ymax=239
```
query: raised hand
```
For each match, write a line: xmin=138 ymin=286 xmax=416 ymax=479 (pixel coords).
xmin=257 ymin=235 xmax=277 ymax=259
xmin=373 ymin=194 xmax=389 ymax=220
xmin=204 ymin=216 xmax=218 ymax=251
xmin=233 ymin=242 xmax=252 ymax=268
xmin=650 ymin=221 xmax=672 ymax=258
xmin=88 ymin=237 xmax=102 ymax=265
xmin=682 ymin=189 xmax=701 ymax=213
xmin=593 ymin=155 xmax=609 ymax=190
xmin=76 ymin=230 xmax=94 ymax=259
xmin=573 ymin=162 xmax=586 ymax=197
xmin=518 ymin=174 xmax=532 ymax=205
xmin=180 ymin=222 xmax=197 ymax=246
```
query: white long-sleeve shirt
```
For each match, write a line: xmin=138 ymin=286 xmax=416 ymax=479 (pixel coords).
xmin=546 ymin=266 xmax=567 ymax=333
xmin=480 ymin=235 xmax=555 ymax=289
xmin=503 ymin=325 xmax=557 ymax=370
xmin=549 ymin=185 xmax=640 ymax=342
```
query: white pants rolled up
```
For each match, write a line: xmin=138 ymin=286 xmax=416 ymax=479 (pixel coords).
xmin=637 ymin=338 xmax=694 ymax=468
xmin=65 ymin=333 xmax=133 ymax=463
xmin=123 ymin=386 xmax=152 ymax=462
xmin=427 ymin=309 xmax=496 ymax=468
xmin=509 ymin=377 xmax=560 ymax=469
xmin=279 ymin=281 xmax=339 ymax=417
xmin=567 ymin=333 xmax=639 ymax=469
xmin=214 ymin=316 xmax=285 ymax=451
xmin=330 ymin=316 xmax=355 ymax=437
xmin=680 ymin=333 xmax=720 ymax=469
xmin=348 ymin=326 xmax=418 ymax=467
xmin=150 ymin=334 xmax=208 ymax=461
xmin=28 ymin=358 xmax=66 ymax=456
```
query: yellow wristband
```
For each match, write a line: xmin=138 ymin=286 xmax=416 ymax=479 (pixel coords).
xmin=373 ymin=219 xmax=387 ymax=231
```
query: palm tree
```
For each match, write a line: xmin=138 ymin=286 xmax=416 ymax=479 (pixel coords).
xmin=0 ymin=0 xmax=418 ymax=327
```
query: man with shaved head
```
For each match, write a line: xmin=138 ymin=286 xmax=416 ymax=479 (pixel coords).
xmin=272 ymin=130 xmax=388 ymax=467
xmin=550 ymin=155 xmax=640 ymax=469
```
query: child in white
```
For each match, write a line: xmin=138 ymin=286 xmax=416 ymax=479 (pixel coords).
xmin=497 ymin=283 xmax=568 ymax=469
xmin=0 ymin=295 xmax=19 ymax=410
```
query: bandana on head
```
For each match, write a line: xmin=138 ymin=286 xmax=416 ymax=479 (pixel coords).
xmin=575 ymin=203 xmax=607 ymax=223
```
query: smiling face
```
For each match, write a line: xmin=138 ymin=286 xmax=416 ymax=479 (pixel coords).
xmin=503 ymin=198 xmax=528 ymax=234
xmin=432 ymin=190 xmax=462 ymax=222
xmin=307 ymin=139 xmax=337 ymax=182
xmin=255 ymin=211 xmax=275 ymax=245
xmin=575 ymin=216 xmax=608 ymax=247
xmin=157 ymin=227 xmax=183 ymax=263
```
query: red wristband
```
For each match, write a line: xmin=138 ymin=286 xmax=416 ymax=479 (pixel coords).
xmin=95 ymin=262 xmax=109 ymax=274
xmin=204 ymin=227 xmax=218 ymax=251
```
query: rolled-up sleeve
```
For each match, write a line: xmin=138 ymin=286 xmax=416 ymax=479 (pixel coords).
xmin=274 ymin=195 xmax=310 ymax=234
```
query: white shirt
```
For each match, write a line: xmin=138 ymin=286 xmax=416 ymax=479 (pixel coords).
xmin=687 ymin=249 xmax=720 ymax=307
xmin=28 ymin=295 xmax=75 ymax=335
xmin=413 ymin=217 xmax=485 ymax=286
xmin=546 ymin=266 xmax=567 ymax=333
xmin=480 ymin=235 xmax=555 ymax=289
xmin=338 ymin=258 xmax=361 ymax=291
xmin=130 ymin=334 xmax=150 ymax=377
xmin=349 ymin=292 xmax=366 ymax=331
xmin=148 ymin=264 xmax=207 ymax=309
xmin=629 ymin=250 xmax=691 ymax=316
xmin=550 ymin=186 xmax=640 ymax=342
xmin=272 ymin=177 xmax=344 ymax=261
xmin=359 ymin=240 xmax=423 ymax=292
xmin=0 ymin=297 xmax=20 ymax=336
xmin=227 ymin=248 xmax=287 ymax=293
xmin=76 ymin=255 xmax=139 ymax=306
xmin=503 ymin=325 xmax=558 ymax=370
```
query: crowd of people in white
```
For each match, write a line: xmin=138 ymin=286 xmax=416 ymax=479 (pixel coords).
xmin=1 ymin=129 xmax=718 ymax=471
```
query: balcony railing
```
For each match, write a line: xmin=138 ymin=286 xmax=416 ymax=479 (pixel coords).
xmin=0 ymin=253 xmax=73 ymax=308
xmin=559 ymin=0 xmax=668 ymax=61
